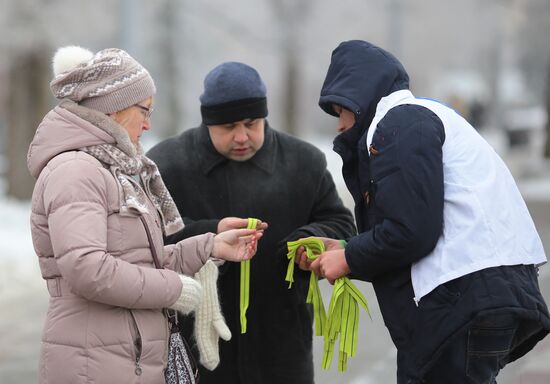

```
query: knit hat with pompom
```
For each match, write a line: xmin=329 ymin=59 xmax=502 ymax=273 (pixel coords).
xmin=49 ymin=46 xmax=156 ymax=114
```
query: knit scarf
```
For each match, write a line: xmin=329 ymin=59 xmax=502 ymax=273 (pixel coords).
xmin=81 ymin=144 xmax=184 ymax=236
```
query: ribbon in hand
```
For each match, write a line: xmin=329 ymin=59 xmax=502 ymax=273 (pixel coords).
xmin=286 ymin=238 xmax=327 ymax=337
xmin=240 ymin=218 xmax=258 ymax=333
xmin=286 ymin=237 xmax=371 ymax=372
xmin=322 ymin=275 xmax=370 ymax=372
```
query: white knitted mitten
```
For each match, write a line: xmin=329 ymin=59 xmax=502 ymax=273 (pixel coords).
xmin=169 ymin=274 xmax=203 ymax=315
xmin=194 ymin=260 xmax=231 ymax=370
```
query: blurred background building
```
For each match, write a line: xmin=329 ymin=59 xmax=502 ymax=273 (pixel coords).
xmin=1 ymin=0 xmax=550 ymax=200
xmin=1 ymin=1 xmax=550 ymax=383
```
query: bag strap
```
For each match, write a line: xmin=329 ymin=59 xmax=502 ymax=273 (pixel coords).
xmin=140 ymin=216 xmax=162 ymax=269
xmin=139 ymin=216 xmax=177 ymax=324
xmin=139 ymin=215 xmax=200 ymax=381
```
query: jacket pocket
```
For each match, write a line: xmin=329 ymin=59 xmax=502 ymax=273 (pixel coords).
xmin=128 ymin=310 xmax=143 ymax=376
xmin=372 ymin=165 xmax=400 ymax=182
xmin=419 ymin=281 xmax=461 ymax=309
xmin=421 ymin=271 xmax=475 ymax=309
xmin=466 ymin=313 xmax=518 ymax=383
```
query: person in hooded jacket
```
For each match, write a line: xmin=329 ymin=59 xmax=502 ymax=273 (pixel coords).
xmin=147 ymin=61 xmax=356 ymax=384
xmin=298 ymin=40 xmax=550 ymax=383
xmin=27 ymin=46 xmax=263 ymax=384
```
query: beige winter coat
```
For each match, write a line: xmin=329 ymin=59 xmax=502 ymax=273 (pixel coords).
xmin=28 ymin=101 xmax=213 ymax=384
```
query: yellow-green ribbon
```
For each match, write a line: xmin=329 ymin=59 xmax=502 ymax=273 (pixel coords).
xmin=240 ymin=218 xmax=258 ymax=334
xmin=322 ymin=277 xmax=371 ymax=372
xmin=286 ymin=238 xmax=327 ymax=336
xmin=286 ymin=237 xmax=370 ymax=372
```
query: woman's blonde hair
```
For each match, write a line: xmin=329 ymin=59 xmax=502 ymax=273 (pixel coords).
xmin=111 ymin=97 xmax=153 ymax=127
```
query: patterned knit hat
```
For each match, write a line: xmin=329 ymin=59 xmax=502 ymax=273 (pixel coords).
xmin=200 ymin=61 xmax=268 ymax=125
xmin=50 ymin=46 xmax=156 ymax=114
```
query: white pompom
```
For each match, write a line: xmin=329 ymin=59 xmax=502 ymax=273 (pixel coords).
xmin=52 ymin=46 xmax=94 ymax=77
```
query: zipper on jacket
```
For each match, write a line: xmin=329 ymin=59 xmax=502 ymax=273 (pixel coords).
xmin=129 ymin=311 xmax=143 ymax=376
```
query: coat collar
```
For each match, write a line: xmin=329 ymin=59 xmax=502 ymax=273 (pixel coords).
xmin=196 ymin=121 xmax=277 ymax=175
xmin=365 ymin=89 xmax=414 ymax=151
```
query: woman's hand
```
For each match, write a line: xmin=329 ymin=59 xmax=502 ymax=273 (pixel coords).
xmin=212 ymin=228 xmax=263 ymax=261
xmin=217 ymin=217 xmax=268 ymax=233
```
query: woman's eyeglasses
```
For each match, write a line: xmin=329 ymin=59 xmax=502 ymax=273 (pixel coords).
xmin=134 ymin=104 xmax=154 ymax=120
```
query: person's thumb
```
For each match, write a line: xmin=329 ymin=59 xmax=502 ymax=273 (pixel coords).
xmin=200 ymin=348 xmax=220 ymax=371
xmin=310 ymin=258 xmax=321 ymax=276
xmin=233 ymin=228 xmax=257 ymax=238
xmin=213 ymin=318 xmax=231 ymax=341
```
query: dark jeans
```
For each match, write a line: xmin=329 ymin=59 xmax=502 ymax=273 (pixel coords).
xmin=419 ymin=312 xmax=519 ymax=384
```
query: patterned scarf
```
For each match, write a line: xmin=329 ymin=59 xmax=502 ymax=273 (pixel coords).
xmin=81 ymin=144 xmax=184 ymax=236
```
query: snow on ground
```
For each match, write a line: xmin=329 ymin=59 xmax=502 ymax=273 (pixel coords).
xmin=0 ymin=190 xmax=39 ymax=293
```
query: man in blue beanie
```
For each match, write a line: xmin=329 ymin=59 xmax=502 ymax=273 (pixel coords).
xmin=299 ymin=39 xmax=550 ymax=383
xmin=147 ymin=61 xmax=356 ymax=384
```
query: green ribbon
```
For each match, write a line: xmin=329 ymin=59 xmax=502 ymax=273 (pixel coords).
xmin=240 ymin=218 xmax=258 ymax=334
xmin=322 ymin=277 xmax=371 ymax=372
xmin=286 ymin=237 xmax=370 ymax=372
xmin=286 ymin=238 xmax=327 ymax=336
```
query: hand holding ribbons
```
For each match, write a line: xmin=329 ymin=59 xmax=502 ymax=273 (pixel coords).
xmin=286 ymin=237 xmax=370 ymax=372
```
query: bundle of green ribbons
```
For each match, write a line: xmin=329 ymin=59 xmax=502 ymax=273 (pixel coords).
xmin=286 ymin=238 xmax=370 ymax=372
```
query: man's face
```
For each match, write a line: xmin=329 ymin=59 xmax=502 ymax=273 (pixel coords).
xmin=333 ymin=104 xmax=356 ymax=133
xmin=207 ymin=118 xmax=265 ymax=161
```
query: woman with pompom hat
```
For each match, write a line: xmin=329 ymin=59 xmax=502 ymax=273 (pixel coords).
xmin=27 ymin=46 xmax=264 ymax=384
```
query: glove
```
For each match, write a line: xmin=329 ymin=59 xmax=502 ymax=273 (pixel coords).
xmin=194 ymin=260 xmax=231 ymax=370
xmin=169 ymin=274 xmax=203 ymax=315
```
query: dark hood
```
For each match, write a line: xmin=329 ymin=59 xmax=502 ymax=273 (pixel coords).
xmin=319 ymin=40 xmax=410 ymax=145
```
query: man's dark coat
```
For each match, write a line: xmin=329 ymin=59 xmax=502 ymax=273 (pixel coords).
xmin=147 ymin=123 xmax=356 ymax=384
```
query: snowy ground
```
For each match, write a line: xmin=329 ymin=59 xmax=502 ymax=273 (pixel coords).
xmin=0 ymin=181 xmax=41 ymax=289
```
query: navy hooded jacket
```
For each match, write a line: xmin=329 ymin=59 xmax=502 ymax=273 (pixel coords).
xmin=318 ymin=40 xmax=550 ymax=381
xmin=320 ymin=40 xmax=445 ymax=282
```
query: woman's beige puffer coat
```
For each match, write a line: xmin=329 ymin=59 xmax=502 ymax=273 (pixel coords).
xmin=28 ymin=101 xmax=212 ymax=384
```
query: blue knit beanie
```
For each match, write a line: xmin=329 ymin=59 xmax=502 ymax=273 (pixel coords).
xmin=200 ymin=62 xmax=268 ymax=125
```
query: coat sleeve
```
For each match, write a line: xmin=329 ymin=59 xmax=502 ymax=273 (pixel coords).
xmin=163 ymin=232 xmax=215 ymax=275
xmin=280 ymin=150 xmax=356 ymax=283
xmin=281 ymin=164 xmax=356 ymax=282
xmin=346 ymin=105 xmax=445 ymax=281
xmin=164 ymin=218 xmax=219 ymax=244
xmin=283 ymin=154 xmax=356 ymax=244
xmin=44 ymin=157 xmax=182 ymax=309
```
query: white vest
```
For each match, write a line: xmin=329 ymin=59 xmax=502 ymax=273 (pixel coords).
xmin=366 ymin=90 xmax=547 ymax=303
